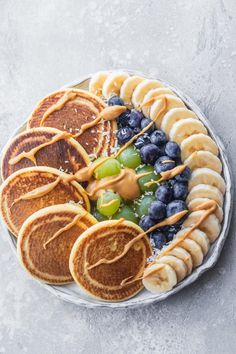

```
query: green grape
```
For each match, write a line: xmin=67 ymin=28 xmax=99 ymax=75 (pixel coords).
xmin=97 ymin=191 xmax=121 ymax=216
xmin=113 ymin=205 xmax=138 ymax=224
xmin=94 ymin=158 xmax=121 ymax=180
xmin=92 ymin=209 xmax=108 ymax=222
xmin=136 ymin=165 xmax=160 ymax=192
xmin=135 ymin=194 xmax=156 ymax=218
xmin=117 ymin=145 xmax=141 ymax=169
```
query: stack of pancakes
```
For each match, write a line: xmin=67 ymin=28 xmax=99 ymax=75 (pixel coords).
xmin=0 ymin=87 xmax=151 ymax=301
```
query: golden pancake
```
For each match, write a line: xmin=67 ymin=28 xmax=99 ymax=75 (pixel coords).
xmin=69 ymin=220 xmax=152 ymax=301
xmin=1 ymin=127 xmax=90 ymax=180
xmin=17 ymin=204 xmax=97 ymax=284
xmin=27 ymin=88 xmax=117 ymax=158
xmin=0 ymin=166 xmax=90 ymax=237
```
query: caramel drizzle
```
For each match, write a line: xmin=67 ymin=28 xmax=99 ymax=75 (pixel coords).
xmin=144 ymin=164 xmax=187 ymax=188
xmin=43 ymin=211 xmax=88 ymax=249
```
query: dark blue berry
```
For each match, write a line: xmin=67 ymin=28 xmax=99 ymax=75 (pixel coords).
xmin=165 ymin=141 xmax=180 ymax=159
xmin=173 ymin=182 xmax=188 ymax=200
xmin=150 ymin=230 xmax=167 ymax=249
xmin=117 ymin=127 xmax=133 ymax=145
xmin=154 ymin=156 xmax=175 ymax=174
xmin=133 ymin=127 xmax=141 ymax=135
xmin=128 ymin=110 xmax=143 ymax=128
xmin=150 ymin=130 xmax=167 ymax=146
xmin=140 ymin=144 xmax=162 ymax=165
xmin=139 ymin=216 xmax=156 ymax=231
xmin=166 ymin=200 xmax=187 ymax=217
xmin=108 ymin=96 xmax=125 ymax=106
xmin=175 ymin=166 xmax=191 ymax=182
xmin=134 ymin=134 xmax=151 ymax=149
xmin=117 ymin=110 xmax=131 ymax=127
xmin=140 ymin=117 xmax=156 ymax=134
xmin=149 ymin=200 xmax=166 ymax=221
xmin=155 ymin=184 xmax=173 ymax=204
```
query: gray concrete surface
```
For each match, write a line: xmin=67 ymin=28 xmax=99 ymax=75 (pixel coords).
xmin=0 ymin=0 xmax=236 ymax=353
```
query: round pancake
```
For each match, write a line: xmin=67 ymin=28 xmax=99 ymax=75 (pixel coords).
xmin=1 ymin=127 xmax=90 ymax=180
xmin=17 ymin=204 xmax=97 ymax=284
xmin=0 ymin=166 xmax=90 ymax=237
xmin=69 ymin=220 xmax=152 ymax=302
xmin=27 ymin=88 xmax=117 ymax=158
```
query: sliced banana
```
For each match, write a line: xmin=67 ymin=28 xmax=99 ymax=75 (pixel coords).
xmin=89 ymin=71 xmax=109 ymax=96
xmin=175 ymin=238 xmax=204 ymax=268
xmin=161 ymin=108 xmax=198 ymax=137
xmin=141 ymin=88 xmax=175 ymax=117
xmin=181 ymin=134 xmax=219 ymax=161
xmin=142 ymin=263 xmax=177 ymax=294
xmin=169 ymin=118 xmax=207 ymax=144
xmin=156 ymin=255 xmax=187 ymax=282
xmin=186 ymin=184 xmax=223 ymax=207
xmin=132 ymin=79 xmax=163 ymax=109
xmin=188 ymin=198 xmax=223 ymax=222
xmin=183 ymin=210 xmax=221 ymax=243
xmin=102 ymin=72 xmax=129 ymax=99
xmin=119 ymin=76 xmax=144 ymax=105
xmin=150 ymin=95 xmax=185 ymax=127
xmin=168 ymin=247 xmax=193 ymax=275
xmin=176 ymin=228 xmax=210 ymax=256
xmin=184 ymin=151 xmax=222 ymax=174
xmin=189 ymin=168 xmax=226 ymax=194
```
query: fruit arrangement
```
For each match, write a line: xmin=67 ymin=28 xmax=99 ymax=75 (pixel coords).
xmin=0 ymin=71 xmax=227 ymax=302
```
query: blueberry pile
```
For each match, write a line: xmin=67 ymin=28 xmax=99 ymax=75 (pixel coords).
xmin=110 ymin=96 xmax=191 ymax=250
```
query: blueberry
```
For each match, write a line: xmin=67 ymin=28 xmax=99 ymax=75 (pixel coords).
xmin=133 ymin=127 xmax=141 ymax=135
xmin=117 ymin=127 xmax=133 ymax=145
xmin=128 ymin=110 xmax=143 ymax=128
xmin=140 ymin=143 xmax=162 ymax=165
xmin=117 ymin=109 xmax=131 ymax=127
xmin=149 ymin=200 xmax=166 ymax=221
xmin=140 ymin=117 xmax=156 ymax=134
xmin=154 ymin=155 xmax=175 ymax=174
xmin=108 ymin=96 xmax=125 ymax=106
xmin=155 ymin=184 xmax=173 ymax=203
xmin=175 ymin=166 xmax=191 ymax=182
xmin=134 ymin=134 xmax=151 ymax=149
xmin=150 ymin=230 xmax=167 ymax=249
xmin=165 ymin=141 xmax=180 ymax=159
xmin=150 ymin=130 xmax=167 ymax=146
xmin=173 ymin=182 xmax=188 ymax=200
xmin=166 ymin=200 xmax=187 ymax=217
xmin=139 ymin=215 xmax=156 ymax=231
xmin=162 ymin=224 xmax=181 ymax=242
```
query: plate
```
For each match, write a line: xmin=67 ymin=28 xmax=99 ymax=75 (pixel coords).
xmin=0 ymin=71 xmax=233 ymax=309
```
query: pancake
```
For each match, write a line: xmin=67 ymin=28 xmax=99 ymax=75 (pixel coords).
xmin=69 ymin=220 xmax=152 ymax=301
xmin=0 ymin=166 xmax=90 ymax=237
xmin=27 ymin=88 xmax=117 ymax=158
xmin=17 ymin=204 xmax=97 ymax=284
xmin=1 ymin=127 xmax=90 ymax=180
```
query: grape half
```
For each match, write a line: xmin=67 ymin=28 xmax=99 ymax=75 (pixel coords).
xmin=94 ymin=158 xmax=121 ymax=179
xmin=136 ymin=165 xmax=160 ymax=192
xmin=113 ymin=205 xmax=138 ymax=224
xmin=97 ymin=191 xmax=121 ymax=216
xmin=117 ymin=145 xmax=141 ymax=169
xmin=135 ymin=194 xmax=156 ymax=218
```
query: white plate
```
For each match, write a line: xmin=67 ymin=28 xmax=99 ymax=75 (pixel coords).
xmin=0 ymin=71 xmax=233 ymax=309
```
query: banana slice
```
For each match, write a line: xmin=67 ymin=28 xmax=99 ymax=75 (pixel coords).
xmin=142 ymin=263 xmax=177 ymax=294
xmin=102 ymin=72 xmax=129 ymax=99
xmin=132 ymin=79 xmax=164 ymax=109
xmin=168 ymin=247 xmax=193 ymax=275
xmin=188 ymin=198 xmax=223 ymax=222
xmin=169 ymin=118 xmax=207 ymax=144
xmin=176 ymin=228 xmax=210 ymax=256
xmin=183 ymin=210 xmax=221 ymax=243
xmin=150 ymin=95 xmax=185 ymax=127
xmin=175 ymin=238 xmax=204 ymax=268
xmin=156 ymin=255 xmax=187 ymax=281
xmin=119 ymin=76 xmax=145 ymax=105
xmin=161 ymin=108 xmax=198 ymax=137
xmin=186 ymin=184 xmax=223 ymax=206
xmin=141 ymin=88 xmax=175 ymax=117
xmin=89 ymin=71 xmax=109 ymax=96
xmin=189 ymin=168 xmax=226 ymax=194
xmin=181 ymin=134 xmax=219 ymax=161
xmin=184 ymin=151 xmax=222 ymax=174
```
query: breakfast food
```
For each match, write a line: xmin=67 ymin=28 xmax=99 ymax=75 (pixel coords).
xmin=0 ymin=70 xmax=228 ymax=302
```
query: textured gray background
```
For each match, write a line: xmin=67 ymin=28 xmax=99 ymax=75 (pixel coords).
xmin=0 ymin=1 xmax=236 ymax=353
